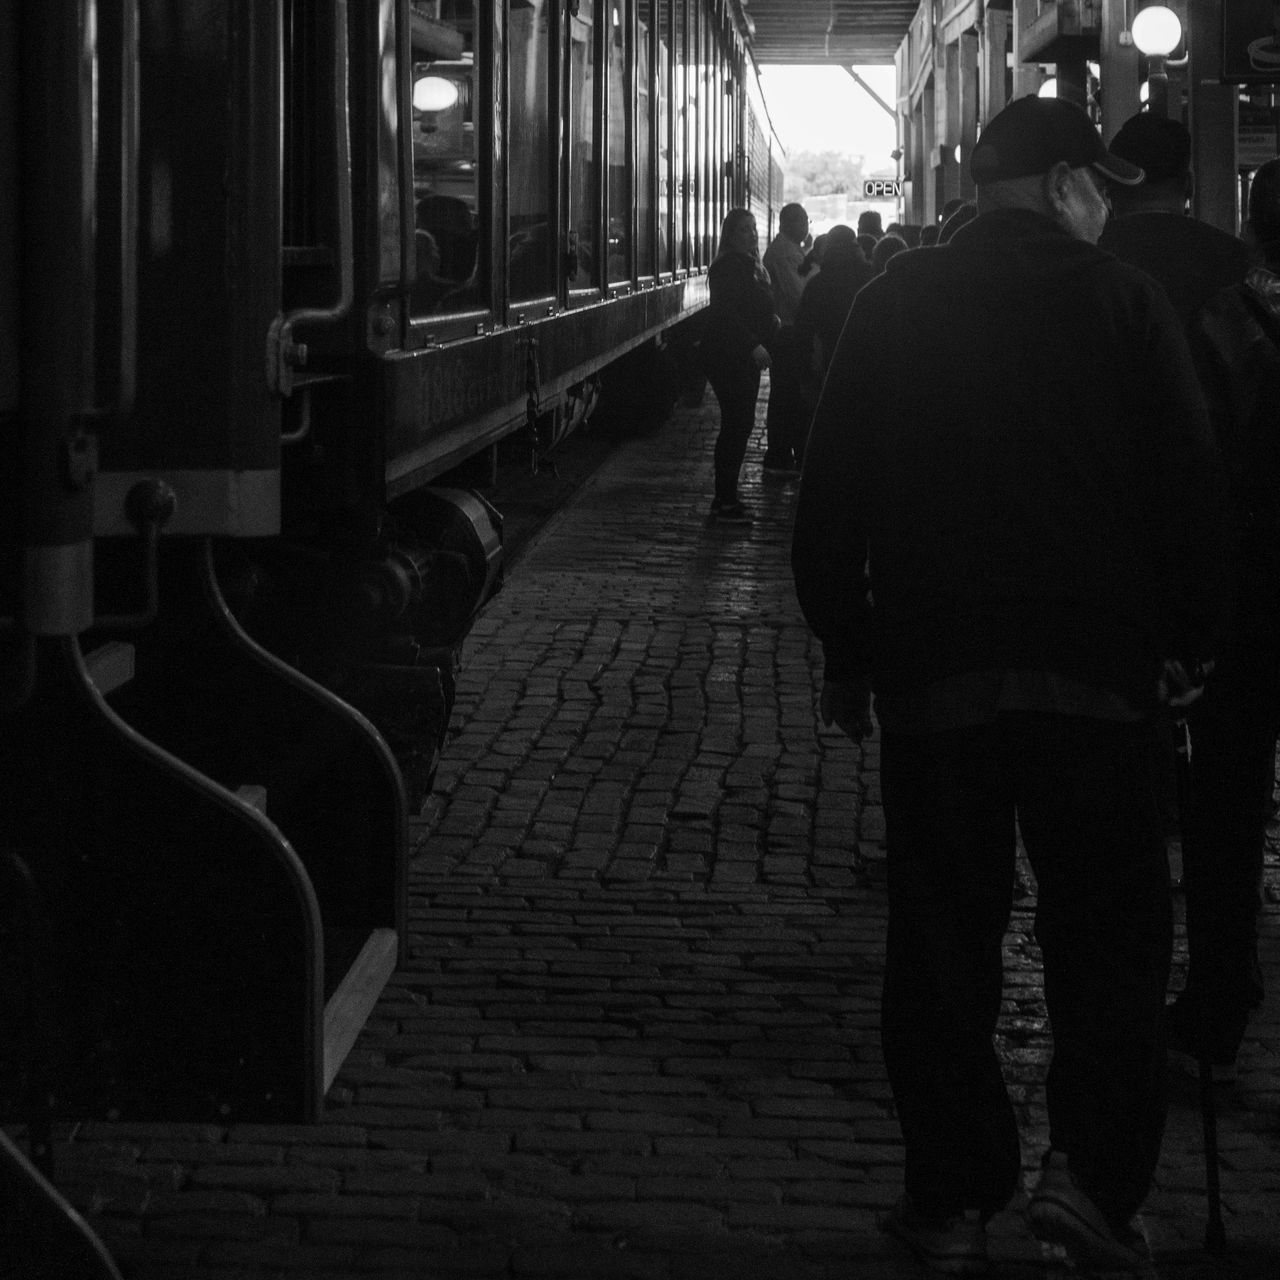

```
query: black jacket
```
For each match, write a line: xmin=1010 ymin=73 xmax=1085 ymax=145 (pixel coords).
xmin=792 ymin=209 xmax=1228 ymax=711
xmin=1190 ymin=265 xmax=1280 ymax=652
xmin=700 ymin=252 xmax=779 ymax=376
xmin=1099 ymin=211 xmax=1253 ymax=330
xmin=794 ymin=245 xmax=873 ymax=380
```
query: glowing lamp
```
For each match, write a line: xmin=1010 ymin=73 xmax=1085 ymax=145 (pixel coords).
xmin=1131 ymin=5 xmax=1182 ymax=118
xmin=1130 ymin=6 xmax=1182 ymax=58
xmin=414 ymin=75 xmax=460 ymax=113
xmin=1037 ymin=77 xmax=1058 ymax=99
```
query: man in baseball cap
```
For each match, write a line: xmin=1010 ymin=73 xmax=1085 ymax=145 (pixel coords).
xmin=967 ymin=95 xmax=1143 ymax=245
xmin=794 ymin=91 xmax=1226 ymax=1275
xmin=1100 ymin=111 xmax=1253 ymax=327
xmin=971 ymin=95 xmax=1144 ymax=185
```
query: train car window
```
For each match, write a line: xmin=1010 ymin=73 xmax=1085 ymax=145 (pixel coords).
xmin=674 ymin=0 xmax=688 ymax=270
xmin=636 ymin=0 xmax=655 ymax=278
xmin=605 ymin=1 xmax=630 ymax=286
xmin=283 ymin=1 xmax=345 ymax=278
xmin=746 ymin=87 xmax=769 ymax=232
xmin=708 ymin=12 xmax=720 ymax=255
xmin=725 ymin=26 xmax=736 ymax=227
xmin=0 ymin=5 xmax=15 ymax=420
xmin=715 ymin=15 xmax=723 ymax=250
xmin=697 ymin=5 xmax=710 ymax=268
xmin=715 ymin=18 xmax=729 ymax=240
xmin=567 ymin=0 xmax=599 ymax=292
xmin=508 ymin=0 xmax=555 ymax=302
xmin=410 ymin=0 xmax=483 ymax=316
xmin=656 ymin=0 xmax=673 ymax=275
xmin=700 ymin=5 xmax=713 ymax=266
xmin=688 ymin=8 xmax=702 ymax=269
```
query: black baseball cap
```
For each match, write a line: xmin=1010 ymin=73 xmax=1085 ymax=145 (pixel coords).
xmin=970 ymin=96 xmax=1144 ymax=186
xmin=1108 ymin=112 xmax=1191 ymax=185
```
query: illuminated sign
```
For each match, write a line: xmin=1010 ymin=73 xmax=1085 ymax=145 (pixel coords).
xmin=1223 ymin=0 xmax=1280 ymax=83
xmin=862 ymin=179 xmax=902 ymax=199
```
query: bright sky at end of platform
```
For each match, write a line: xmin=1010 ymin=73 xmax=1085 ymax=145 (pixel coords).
xmin=758 ymin=64 xmax=898 ymax=164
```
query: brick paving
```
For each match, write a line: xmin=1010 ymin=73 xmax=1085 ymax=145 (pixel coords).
xmin=46 ymin=383 xmax=1280 ymax=1277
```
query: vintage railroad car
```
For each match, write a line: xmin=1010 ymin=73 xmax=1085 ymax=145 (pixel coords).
xmin=0 ymin=0 xmax=785 ymax=1156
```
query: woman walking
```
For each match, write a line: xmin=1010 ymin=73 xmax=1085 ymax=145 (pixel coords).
xmin=700 ymin=208 xmax=779 ymax=524
xmin=793 ymin=224 xmax=871 ymax=440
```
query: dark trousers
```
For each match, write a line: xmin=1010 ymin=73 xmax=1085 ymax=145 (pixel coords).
xmin=763 ymin=326 xmax=806 ymax=463
xmin=881 ymin=713 xmax=1171 ymax=1225
xmin=1180 ymin=655 xmax=1277 ymax=1020
xmin=705 ymin=362 xmax=761 ymax=505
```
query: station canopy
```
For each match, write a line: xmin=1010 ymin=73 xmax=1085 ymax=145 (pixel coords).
xmin=739 ymin=0 xmax=918 ymax=65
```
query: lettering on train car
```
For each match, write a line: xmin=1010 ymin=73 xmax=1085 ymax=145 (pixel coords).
xmin=421 ymin=355 xmax=514 ymax=428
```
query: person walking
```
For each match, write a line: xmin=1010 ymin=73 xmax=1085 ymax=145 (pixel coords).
xmin=792 ymin=95 xmax=1228 ymax=1275
xmin=699 ymin=207 xmax=778 ymax=525
xmin=1097 ymin=111 xmax=1256 ymax=929
xmin=761 ymin=202 xmax=809 ymax=473
xmin=871 ymin=233 xmax=909 ymax=274
xmin=939 ymin=201 xmax=977 ymax=243
xmin=1167 ymin=157 xmax=1280 ymax=1081
xmin=792 ymin=224 xmax=870 ymax=422
xmin=1100 ymin=112 xmax=1253 ymax=328
xmin=938 ymin=197 xmax=966 ymax=232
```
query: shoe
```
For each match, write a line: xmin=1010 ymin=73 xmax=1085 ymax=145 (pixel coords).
xmin=1162 ymin=997 xmax=1242 ymax=1084
xmin=710 ymin=499 xmax=751 ymax=524
xmin=879 ymin=1193 xmax=989 ymax=1275
xmin=1027 ymin=1151 xmax=1153 ymax=1273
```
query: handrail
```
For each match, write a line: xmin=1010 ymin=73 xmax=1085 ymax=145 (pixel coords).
xmin=91 ymin=0 xmax=139 ymax=425
xmin=268 ymin=0 xmax=355 ymax=396
xmin=0 ymin=1128 xmax=125 ymax=1279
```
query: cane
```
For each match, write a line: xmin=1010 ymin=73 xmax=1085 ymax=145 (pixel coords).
xmin=1172 ymin=714 xmax=1227 ymax=1256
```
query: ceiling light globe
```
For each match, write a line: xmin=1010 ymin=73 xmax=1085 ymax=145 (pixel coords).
xmin=1131 ymin=6 xmax=1182 ymax=58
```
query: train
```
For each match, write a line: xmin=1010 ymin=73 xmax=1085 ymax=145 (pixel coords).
xmin=0 ymin=0 xmax=787 ymax=1167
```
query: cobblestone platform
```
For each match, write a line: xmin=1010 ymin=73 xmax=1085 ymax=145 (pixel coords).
xmin=49 ymin=386 xmax=1280 ymax=1277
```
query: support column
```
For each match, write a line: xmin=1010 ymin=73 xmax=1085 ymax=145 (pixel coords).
xmin=1009 ymin=2 xmax=1040 ymax=101
xmin=943 ymin=40 xmax=960 ymax=207
xmin=908 ymin=109 xmax=925 ymax=224
xmin=922 ymin=79 xmax=938 ymax=224
xmin=980 ymin=9 xmax=1011 ymax=125
xmin=1100 ymin=0 xmax=1140 ymax=142
xmin=1056 ymin=57 xmax=1088 ymax=110
xmin=958 ymin=30 xmax=979 ymax=199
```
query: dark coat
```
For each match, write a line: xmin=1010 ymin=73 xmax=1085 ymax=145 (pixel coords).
xmin=699 ymin=252 xmax=779 ymax=377
xmin=1101 ymin=212 xmax=1271 ymax=653
xmin=1190 ymin=265 xmax=1280 ymax=652
xmin=792 ymin=208 xmax=1228 ymax=712
xmin=793 ymin=244 xmax=873 ymax=382
xmin=1099 ymin=212 xmax=1254 ymax=330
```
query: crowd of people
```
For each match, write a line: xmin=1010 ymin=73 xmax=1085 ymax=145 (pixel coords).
xmin=704 ymin=94 xmax=1280 ymax=1275
xmin=701 ymin=193 xmax=981 ymax=520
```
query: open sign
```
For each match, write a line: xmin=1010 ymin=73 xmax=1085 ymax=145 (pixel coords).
xmin=862 ymin=179 xmax=902 ymax=198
